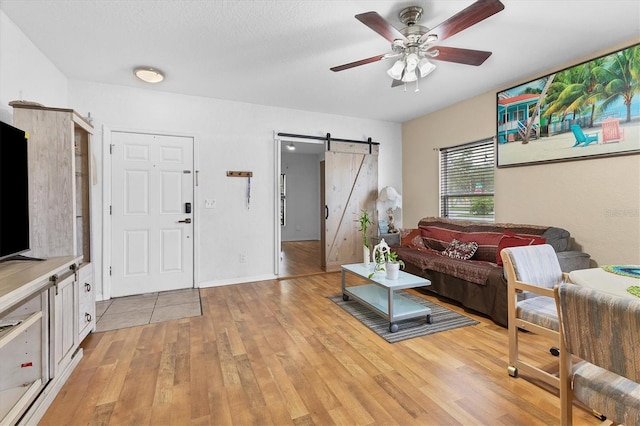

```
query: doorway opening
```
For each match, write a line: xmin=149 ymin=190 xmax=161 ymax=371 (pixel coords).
xmin=276 ymin=137 xmax=325 ymax=278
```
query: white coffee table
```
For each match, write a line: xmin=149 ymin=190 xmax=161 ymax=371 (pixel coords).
xmin=341 ymin=263 xmax=432 ymax=333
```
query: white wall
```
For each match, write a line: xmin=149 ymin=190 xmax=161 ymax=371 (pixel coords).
xmin=403 ymin=39 xmax=640 ymax=266
xmin=1 ymin=11 xmax=403 ymax=299
xmin=70 ymin=80 xmax=402 ymax=297
xmin=0 ymin=11 xmax=68 ymax=123
xmin=281 ymin=152 xmax=321 ymax=242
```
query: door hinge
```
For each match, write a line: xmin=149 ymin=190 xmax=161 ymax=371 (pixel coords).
xmin=109 ymin=205 xmax=112 ymax=215
xmin=109 ymin=266 xmax=112 ymax=276
xmin=110 ymin=144 xmax=114 ymax=154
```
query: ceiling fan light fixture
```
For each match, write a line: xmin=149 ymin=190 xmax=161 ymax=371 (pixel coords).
xmin=402 ymin=69 xmax=418 ymax=83
xmin=401 ymin=53 xmax=419 ymax=82
xmin=418 ymin=58 xmax=436 ymax=78
xmin=423 ymin=34 xmax=438 ymax=44
xmin=134 ymin=67 xmax=165 ymax=83
xmin=387 ymin=59 xmax=405 ymax=80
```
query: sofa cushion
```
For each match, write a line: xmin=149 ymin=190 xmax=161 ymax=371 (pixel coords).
xmin=442 ymin=239 xmax=479 ymax=260
xmin=419 ymin=226 xmax=461 ymax=251
xmin=395 ymin=246 xmax=497 ymax=285
xmin=496 ymin=232 xmax=547 ymax=266
xmin=417 ymin=217 xmax=570 ymax=255
xmin=541 ymin=227 xmax=571 ymax=252
xmin=457 ymin=231 xmax=504 ymax=262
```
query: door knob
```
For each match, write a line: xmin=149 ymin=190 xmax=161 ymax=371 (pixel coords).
xmin=178 ymin=218 xmax=192 ymax=224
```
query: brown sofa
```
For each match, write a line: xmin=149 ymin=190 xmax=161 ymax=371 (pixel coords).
xmin=393 ymin=217 xmax=590 ymax=326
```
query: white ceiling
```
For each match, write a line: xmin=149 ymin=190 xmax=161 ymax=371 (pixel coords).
xmin=1 ymin=1 xmax=639 ymax=123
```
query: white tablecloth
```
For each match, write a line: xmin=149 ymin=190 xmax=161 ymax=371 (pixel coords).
xmin=568 ymin=267 xmax=639 ymax=299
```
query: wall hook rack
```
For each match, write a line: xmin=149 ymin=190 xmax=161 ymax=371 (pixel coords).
xmin=226 ymin=171 xmax=253 ymax=178
xmin=227 ymin=171 xmax=253 ymax=208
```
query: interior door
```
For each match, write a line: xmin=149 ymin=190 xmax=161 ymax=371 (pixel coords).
xmin=110 ymin=131 xmax=194 ymax=297
xmin=320 ymin=161 xmax=326 ymax=268
xmin=324 ymin=141 xmax=378 ymax=272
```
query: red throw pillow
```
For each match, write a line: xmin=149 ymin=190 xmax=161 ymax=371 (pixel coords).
xmin=496 ymin=233 xmax=547 ymax=265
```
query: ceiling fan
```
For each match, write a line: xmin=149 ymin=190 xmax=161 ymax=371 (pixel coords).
xmin=330 ymin=0 xmax=505 ymax=89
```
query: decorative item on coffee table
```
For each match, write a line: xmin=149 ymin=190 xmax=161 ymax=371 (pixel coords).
xmin=385 ymin=251 xmax=405 ymax=280
xmin=355 ymin=209 xmax=373 ymax=267
xmin=369 ymin=239 xmax=405 ymax=279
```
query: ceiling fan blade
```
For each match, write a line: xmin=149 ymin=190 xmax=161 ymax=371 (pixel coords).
xmin=429 ymin=46 xmax=492 ymax=66
xmin=391 ymin=79 xmax=404 ymax=88
xmin=356 ymin=11 xmax=408 ymax=43
xmin=420 ymin=0 xmax=504 ymax=44
xmin=330 ymin=54 xmax=387 ymax=72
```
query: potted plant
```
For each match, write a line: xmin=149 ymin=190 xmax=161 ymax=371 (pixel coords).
xmin=368 ymin=245 xmax=405 ymax=279
xmin=384 ymin=251 xmax=405 ymax=280
xmin=355 ymin=209 xmax=373 ymax=266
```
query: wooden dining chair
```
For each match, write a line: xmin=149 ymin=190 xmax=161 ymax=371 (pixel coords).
xmin=555 ymin=283 xmax=640 ymax=426
xmin=501 ymin=244 xmax=568 ymax=389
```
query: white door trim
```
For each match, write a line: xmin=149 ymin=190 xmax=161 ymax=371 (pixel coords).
xmin=272 ymin=131 xmax=325 ymax=277
xmin=102 ymin=126 xmax=198 ymax=300
xmin=273 ymin=133 xmax=282 ymax=277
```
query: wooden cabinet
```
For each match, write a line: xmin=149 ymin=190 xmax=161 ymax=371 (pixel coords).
xmin=12 ymin=105 xmax=96 ymax=340
xmin=0 ymin=256 xmax=81 ymax=426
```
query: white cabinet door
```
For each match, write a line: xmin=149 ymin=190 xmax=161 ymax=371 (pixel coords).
xmin=50 ymin=270 xmax=78 ymax=378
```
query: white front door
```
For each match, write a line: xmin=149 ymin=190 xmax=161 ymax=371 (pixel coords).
xmin=111 ymin=131 xmax=194 ymax=297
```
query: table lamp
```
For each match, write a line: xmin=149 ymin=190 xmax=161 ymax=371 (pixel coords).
xmin=377 ymin=186 xmax=402 ymax=233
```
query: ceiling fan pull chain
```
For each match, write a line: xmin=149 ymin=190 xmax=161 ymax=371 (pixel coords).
xmin=415 ymin=78 xmax=420 ymax=93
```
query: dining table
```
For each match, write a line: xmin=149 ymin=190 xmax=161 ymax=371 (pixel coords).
xmin=568 ymin=265 xmax=640 ymax=299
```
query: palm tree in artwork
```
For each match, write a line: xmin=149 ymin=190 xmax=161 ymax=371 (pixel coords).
xmin=543 ymin=59 xmax=605 ymax=128
xmin=542 ymin=65 xmax=584 ymax=124
xmin=592 ymin=44 xmax=640 ymax=123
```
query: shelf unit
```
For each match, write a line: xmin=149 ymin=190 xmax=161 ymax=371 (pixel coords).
xmin=12 ymin=105 xmax=96 ymax=343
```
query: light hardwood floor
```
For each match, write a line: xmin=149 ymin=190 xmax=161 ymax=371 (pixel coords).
xmin=279 ymin=240 xmax=324 ymax=278
xmin=40 ymin=270 xmax=600 ymax=425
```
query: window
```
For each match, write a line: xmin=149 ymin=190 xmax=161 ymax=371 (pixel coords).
xmin=440 ymin=138 xmax=495 ymax=222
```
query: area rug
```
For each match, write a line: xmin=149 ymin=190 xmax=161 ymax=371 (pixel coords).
xmin=328 ymin=291 xmax=478 ymax=343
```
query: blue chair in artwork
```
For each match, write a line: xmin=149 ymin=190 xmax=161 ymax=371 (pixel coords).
xmin=570 ymin=124 xmax=599 ymax=147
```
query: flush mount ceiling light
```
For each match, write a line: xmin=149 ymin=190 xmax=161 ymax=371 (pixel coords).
xmin=286 ymin=142 xmax=296 ymax=151
xmin=133 ymin=67 xmax=165 ymax=83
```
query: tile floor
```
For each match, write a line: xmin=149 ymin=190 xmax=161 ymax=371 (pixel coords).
xmin=95 ymin=288 xmax=202 ymax=332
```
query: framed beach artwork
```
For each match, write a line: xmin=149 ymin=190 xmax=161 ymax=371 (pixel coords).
xmin=496 ymin=43 xmax=640 ymax=167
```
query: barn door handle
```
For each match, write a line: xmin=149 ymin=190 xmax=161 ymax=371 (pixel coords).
xmin=325 ymin=205 xmax=328 ymax=219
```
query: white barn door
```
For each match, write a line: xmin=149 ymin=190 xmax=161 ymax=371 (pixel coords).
xmin=110 ymin=131 xmax=194 ymax=297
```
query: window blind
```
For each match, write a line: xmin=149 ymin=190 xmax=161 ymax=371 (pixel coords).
xmin=440 ymin=138 xmax=495 ymax=222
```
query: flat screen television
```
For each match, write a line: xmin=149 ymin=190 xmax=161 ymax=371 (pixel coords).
xmin=0 ymin=120 xmax=30 ymax=261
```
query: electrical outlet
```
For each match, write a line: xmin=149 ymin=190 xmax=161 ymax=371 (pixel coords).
xmin=239 ymin=254 xmax=246 ymax=263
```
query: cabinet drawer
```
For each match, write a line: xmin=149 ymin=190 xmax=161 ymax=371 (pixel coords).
xmin=77 ymin=265 xmax=95 ymax=340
